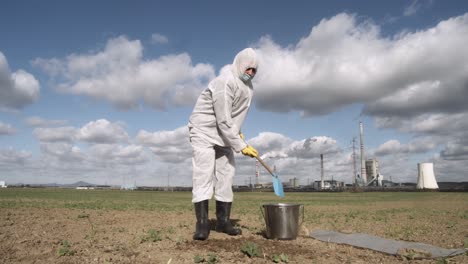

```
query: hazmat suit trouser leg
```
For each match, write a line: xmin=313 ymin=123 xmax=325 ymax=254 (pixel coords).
xmin=191 ymin=144 xmax=235 ymax=203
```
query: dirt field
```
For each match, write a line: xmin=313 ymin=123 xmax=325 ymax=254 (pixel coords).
xmin=0 ymin=189 xmax=467 ymax=263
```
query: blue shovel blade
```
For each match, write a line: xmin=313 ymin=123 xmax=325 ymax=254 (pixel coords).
xmin=272 ymin=173 xmax=285 ymax=197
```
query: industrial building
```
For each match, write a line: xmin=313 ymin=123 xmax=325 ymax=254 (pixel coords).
xmin=313 ymin=180 xmax=344 ymax=190
xmin=365 ymin=159 xmax=383 ymax=186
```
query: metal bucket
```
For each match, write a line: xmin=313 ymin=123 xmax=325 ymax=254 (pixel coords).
xmin=261 ymin=203 xmax=304 ymax=240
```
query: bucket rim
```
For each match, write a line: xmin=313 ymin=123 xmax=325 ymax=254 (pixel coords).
xmin=262 ymin=203 xmax=302 ymax=207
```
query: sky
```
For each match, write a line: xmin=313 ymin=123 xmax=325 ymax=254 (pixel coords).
xmin=1 ymin=0 xmax=468 ymax=187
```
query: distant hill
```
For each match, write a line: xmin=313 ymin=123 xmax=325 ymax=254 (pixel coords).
xmin=8 ymin=181 xmax=97 ymax=188
xmin=61 ymin=181 xmax=96 ymax=187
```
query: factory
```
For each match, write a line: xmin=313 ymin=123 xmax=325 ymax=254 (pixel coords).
xmin=355 ymin=122 xmax=439 ymax=190
xmin=242 ymin=121 xmax=440 ymax=192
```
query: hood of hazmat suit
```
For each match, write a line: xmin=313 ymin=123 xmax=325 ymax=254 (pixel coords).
xmin=188 ymin=48 xmax=258 ymax=152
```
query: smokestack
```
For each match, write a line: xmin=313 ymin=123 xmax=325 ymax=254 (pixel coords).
xmin=359 ymin=122 xmax=367 ymax=184
xmin=320 ymin=154 xmax=324 ymax=190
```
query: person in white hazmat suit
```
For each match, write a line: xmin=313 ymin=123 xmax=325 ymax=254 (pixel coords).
xmin=188 ymin=48 xmax=259 ymax=240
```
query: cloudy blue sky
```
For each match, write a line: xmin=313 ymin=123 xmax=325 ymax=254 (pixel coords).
xmin=1 ymin=0 xmax=468 ymax=187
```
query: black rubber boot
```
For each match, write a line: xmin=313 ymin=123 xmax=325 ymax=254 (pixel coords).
xmin=215 ymin=201 xmax=242 ymax=236
xmin=193 ymin=200 xmax=210 ymax=240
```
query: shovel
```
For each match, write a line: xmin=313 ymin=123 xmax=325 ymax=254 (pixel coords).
xmin=256 ymin=156 xmax=284 ymax=197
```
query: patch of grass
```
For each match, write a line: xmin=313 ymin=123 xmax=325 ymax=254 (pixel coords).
xmin=57 ymin=240 xmax=75 ymax=256
xmin=459 ymin=210 xmax=468 ymax=219
xmin=193 ymin=253 xmax=219 ymax=263
xmin=165 ymin=226 xmax=175 ymax=234
xmin=446 ymin=221 xmax=456 ymax=229
xmin=77 ymin=213 xmax=89 ymax=219
xmin=272 ymin=253 xmax=289 ymax=263
xmin=206 ymin=254 xmax=219 ymax=264
xmin=112 ymin=227 xmax=126 ymax=233
xmin=240 ymin=241 xmax=260 ymax=258
xmin=194 ymin=255 xmax=204 ymax=263
xmin=435 ymin=257 xmax=448 ymax=264
xmin=175 ymin=236 xmax=188 ymax=246
xmin=140 ymin=229 xmax=162 ymax=243
xmin=344 ymin=210 xmax=360 ymax=223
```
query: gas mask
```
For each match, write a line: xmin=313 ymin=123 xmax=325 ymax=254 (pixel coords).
xmin=241 ymin=73 xmax=253 ymax=82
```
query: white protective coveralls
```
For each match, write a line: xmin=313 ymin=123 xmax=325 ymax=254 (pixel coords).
xmin=188 ymin=48 xmax=258 ymax=203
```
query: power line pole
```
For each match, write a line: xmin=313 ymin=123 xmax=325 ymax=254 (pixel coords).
xmin=352 ymin=137 xmax=357 ymax=187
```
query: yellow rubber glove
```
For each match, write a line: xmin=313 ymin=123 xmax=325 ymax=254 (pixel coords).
xmin=241 ymin=145 xmax=258 ymax=158
xmin=239 ymin=132 xmax=245 ymax=140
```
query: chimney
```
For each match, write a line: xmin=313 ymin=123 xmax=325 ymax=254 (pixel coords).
xmin=320 ymin=154 xmax=324 ymax=190
xmin=359 ymin=122 xmax=367 ymax=184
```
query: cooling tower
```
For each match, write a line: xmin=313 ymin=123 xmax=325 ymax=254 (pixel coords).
xmin=417 ymin=163 xmax=438 ymax=189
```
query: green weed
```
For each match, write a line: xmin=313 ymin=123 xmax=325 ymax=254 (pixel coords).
xmin=194 ymin=255 xmax=204 ymax=263
xmin=77 ymin=213 xmax=89 ymax=219
xmin=240 ymin=241 xmax=260 ymax=258
xmin=446 ymin=221 xmax=456 ymax=229
xmin=57 ymin=240 xmax=75 ymax=256
xmin=140 ymin=229 xmax=162 ymax=243
xmin=193 ymin=253 xmax=219 ymax=263
xmin=272 ymin=253 xmax=289 ymax=263
xmin=435 ymin=257 xmax=448 ymax=264
xmin=459 ymin=210 xmax=468 ymax=219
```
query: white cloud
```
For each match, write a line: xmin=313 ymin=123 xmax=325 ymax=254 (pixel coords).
xmin=375 ymin=112 xmax=468 ymax=160
xmin=151 ymin=33 xmax=169 ymax=44
xmin=247 ymin=132 xmax=293 ymax=157
xmin=88 ymin=144 xmax=148 ymax=165
xmin=287 ymin=136 xmax=340 ymax=159
xmin=403 ymin=0 xmax=433 ymax=17
xmin=78 ymin=119 xmax=129 ymax=144
xmin=250 ymin=11 xmax=468 ymax=168
xmin=33 ymin=126 xmax=77 ymax=142
xmin=433 ymin=157 xmax=468 ymax=182
xmin=40 ymin=142 xmax=84 ymax=162
xmin=136 ymin=126 xmax=191 ymax=163
xmin=0 ymin=121 xmax=16 ymax=135
xmin=0 ymin=147 xmax=32 ymax=164
xmin=25 ymin=116 xmax=68 ymax=127
xmin=403 ymin=0 xmax=422 ymax=16
xmin=255 ymin=14 xmax=468 ymax=115
xmin=375 ymin=112 xmax=468 ymax=136
xmin=32 ymin=119 xmax=130 ymax=144
xmin=253 ymin=13 xmax=468 ymax=117
xmin=374 ymin=138 xmax=437 ymax=156
xmin=34 ymin=36 xmax=215 ymax=110
xmin=0 ymin=52 xmax=40 ymax=110
xmin=440 ymin=141 xmax=468 ymax=160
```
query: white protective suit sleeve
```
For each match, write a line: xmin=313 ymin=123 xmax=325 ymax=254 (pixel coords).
xmin=211 ymin=80 xmax=247 ymax=152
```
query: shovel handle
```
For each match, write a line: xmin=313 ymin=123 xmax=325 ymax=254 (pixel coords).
xmin=256 ymin=156 xmax=276 ymax=177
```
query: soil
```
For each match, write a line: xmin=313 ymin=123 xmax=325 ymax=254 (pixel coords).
xmin=1 ymin=207 xmax=467 ymax=263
